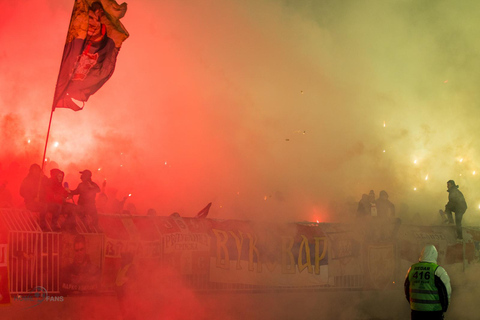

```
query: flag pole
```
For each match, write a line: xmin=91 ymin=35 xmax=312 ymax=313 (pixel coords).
xmin=41 ymin=108 xmax=54 ymax=171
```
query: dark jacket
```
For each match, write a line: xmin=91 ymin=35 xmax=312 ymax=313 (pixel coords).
xmin=45 ymin=169 xmax=69 ymax=205
xmin=20 ymin=171 xmax=48 ymax=207
xmin=71 ymin=180 xmax=100 ymax=207
xmin=445 ymin=186 xmax=467 ymax=214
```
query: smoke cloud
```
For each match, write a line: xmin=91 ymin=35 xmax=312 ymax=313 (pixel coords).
xmin=3 ymin=0 xmax=480 ymax=222
xmin=1 ymin=0 xmax=480 ymax=264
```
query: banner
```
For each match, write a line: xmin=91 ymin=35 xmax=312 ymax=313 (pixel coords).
xmin=208 ymin=220 xmax=329 ymax=287
xmin=59 ymin=234 xmax=103 ymax=295
xmin=53 ymin=0 xmax=129 ymax=111
xmin=0 ymin=225 xmax=10 ymax=305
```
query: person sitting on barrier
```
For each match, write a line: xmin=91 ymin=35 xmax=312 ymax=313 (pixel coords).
xmin=42 ymin=168 xmax=72 ymax=231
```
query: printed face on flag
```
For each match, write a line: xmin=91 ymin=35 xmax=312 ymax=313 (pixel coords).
xmin=87 ymin=9 xmax=102 ymax=37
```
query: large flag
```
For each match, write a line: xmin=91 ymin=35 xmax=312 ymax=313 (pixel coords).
xmin=53 ymin=0 xmax=129 ymax=111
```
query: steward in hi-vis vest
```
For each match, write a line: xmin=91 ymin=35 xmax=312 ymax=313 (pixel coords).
xmin=404 ymin=245 xmax=451 ymax=320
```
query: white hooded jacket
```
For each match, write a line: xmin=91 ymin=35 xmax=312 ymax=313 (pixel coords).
xmin=405 ymin=244 xmax=452 ymax=309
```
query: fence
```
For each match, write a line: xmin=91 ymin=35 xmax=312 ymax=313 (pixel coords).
xmin=2 ymin=209 xmax=479 ymax=295
xmin=1 ymin=209 xmax=60 ymax=294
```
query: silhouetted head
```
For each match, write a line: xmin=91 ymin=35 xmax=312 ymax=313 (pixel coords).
xmin=80 ymin=170 xmax=92 ymax=181
xmin=447 ymin=180 xmax=458 ymax=190
xmin=28 ymin=164 xmax=42 ymax=176
xmin=368 ymin=190 xmax=375 ymax=202
xmin=50 ymin=168 xmax=64 ymax=183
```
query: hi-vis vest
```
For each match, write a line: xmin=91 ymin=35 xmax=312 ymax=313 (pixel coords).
xmin=408 ymin=262 xmax=442 ymax=311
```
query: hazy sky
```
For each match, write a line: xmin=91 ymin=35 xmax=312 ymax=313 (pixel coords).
xmin=1 ymin=0 xmax=480 ymax=222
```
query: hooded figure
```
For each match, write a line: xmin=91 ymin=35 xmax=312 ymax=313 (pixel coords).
xmin=356 ymin=194 xmax=370 ymax=217
xmin=45 ymin=169 xmax=68 ymax=205
xmin=404 ymin=245 xmax=451 ymax=320
xmin=376 ymin=190 xmax=395 ymax=217
xmin=40 ymin=168 xmax=70 ymax=231
xmin=19 ymin=163 xmax=48 ymax=212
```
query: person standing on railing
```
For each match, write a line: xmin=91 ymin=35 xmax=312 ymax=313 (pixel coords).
xmin=445 ymin=180 xmax=467 ymax=241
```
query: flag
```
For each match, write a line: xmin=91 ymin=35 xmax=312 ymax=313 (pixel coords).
xmin=195 ymin=202 xmax=212 ymax=219
xmin=53 ymin=0 xmax=129 ymax=111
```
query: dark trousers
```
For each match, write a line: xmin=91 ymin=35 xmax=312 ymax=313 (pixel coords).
xmin=39 ymin=203 xmax=62 ymax=230
xmin=445 ymin=210 xmax=465 ymax=239
xmin=411 ymin=310 xmax=444 ymax=320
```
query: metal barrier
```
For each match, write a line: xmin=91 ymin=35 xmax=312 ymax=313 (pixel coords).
xmin=1 ymin=209 xmax=61 ymax=294
xmin=3 ymin=209 xmax=476 ymax=295
xmin=9 ymin=231 xmax=60 ymax=294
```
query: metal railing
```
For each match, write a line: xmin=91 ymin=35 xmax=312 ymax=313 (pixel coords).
xmin=1 ymin=209 xmax=61 ymax=294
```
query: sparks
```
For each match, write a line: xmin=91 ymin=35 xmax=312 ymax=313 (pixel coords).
xmin=27 ymin=139 xmax=31 ymax=144
xmin=459 ymin=158 xmax=463 ymax=163
xmin=473 ymin=171 xmax=476 ymax=175
xmin=413 ymin=159 xmax=417 ymax=164
xmin=97 ymin=168 xmax=101 ymax=171
xmin=413 ymin=187 xmax=417 ymax=191
xmin=383 ymin=121 xmax=386 ymax=127
xmin=425 ymin=175 xmax=428 ymax=181
xmin=53 ymin=141 xmax=59 ymax=148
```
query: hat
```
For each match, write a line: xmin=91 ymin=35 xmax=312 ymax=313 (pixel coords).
xmin=79 ymin=170 xmax=92 ymax=178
